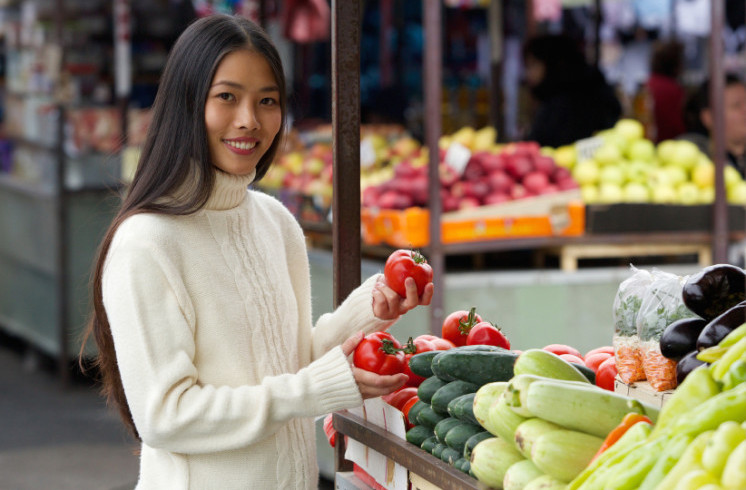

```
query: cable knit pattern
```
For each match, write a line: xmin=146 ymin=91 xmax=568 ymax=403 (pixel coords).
xmin=102 ymin=169 xmax=390 ymax=489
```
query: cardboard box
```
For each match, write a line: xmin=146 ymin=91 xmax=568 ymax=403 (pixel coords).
xmin=614 ymin=376 xmax=674 ymax=409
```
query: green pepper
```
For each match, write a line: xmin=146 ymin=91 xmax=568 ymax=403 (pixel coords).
xmin=600 ymin=436 xmax=666 ymax=490
xmin=676 ymin=469 xmax=721 ymax=490
xmin=569 ymin=422 xmax=653 ymax=490
xmin=668 ymin=382 xmax=746 ymax=436
xmin=722 ymin=440 xmax=746 ymax=489
xmin=638 ymin=433 xmax=693 ymax=490
xmin=712 ymin=336 xmax=746 ymax=381
xmin=651 ymin=365 xmax=720 ymax=437
xmin=655 ymin=430 xmax=714 ymax=490
xmin=720 ymin=322 xmax=746 ymax=348
xmin=702 ymin=420 xmax=746 ymax=478
xmin=722 ymin=359 xmax=746 ymax=391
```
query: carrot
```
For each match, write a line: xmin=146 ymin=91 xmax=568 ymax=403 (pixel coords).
xmin=591 ymin=413 xmax=653 ymax=462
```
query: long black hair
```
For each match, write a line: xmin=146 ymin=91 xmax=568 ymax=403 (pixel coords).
xmin=80 ymin=14 xmax=287 ymax=440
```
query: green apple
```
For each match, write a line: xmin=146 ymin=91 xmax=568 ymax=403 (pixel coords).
xmin=598 ymin=182 xmax=624 ymax=203
xmin=676 ymin=182 xmax=701 ymax=205
xmin=651 ymin=184 xmax=677 ymax=203
xmin=599 ymin=130 xmax=629 ymax=154
xmin=614 ymin=118 xmax=645 ymax=141
xmin=725 ymin=165 xmax=743 ymax=189
xmin=622 ymin=182 xmax=650 ymax=202
xmin=650 ymin=167 xmax=673 ymax=187
xmin=664 ymin=165 xmax=689 ymax=187
xmin=626 ymin=160 xmax=654 ymax=184
xmin=699 ymin=186 xmax=715 ymax=203
xmin=594 ymin=144 xmax=623 ymax=167
xmin=657 ymin=140 xmax=677 ymax=166
xmin=580 ymin=184 xmax=600 ymax=203
xmin=572 ymin=159 xmax=600 ymax=186
xmin=626 ymin=138 xmax=656 ymax=162
xmin=727 ymin=181 xmax=746 ymax=204
xmin=670 ymin=140 xmax=700 ymax=170
xmin=600 ymin=164 xmax=626 ymax=185
xmin=692 ymin=162 xmax=715 ymax=189
xmin=554 ymin=145 xmax=577 ymax=168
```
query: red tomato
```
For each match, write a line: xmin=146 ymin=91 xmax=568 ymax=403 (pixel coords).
xmin=466 ymin=321 xmax=511 ymax=349
xmin=596 ymin=356 xmax=618 ymax=391
xmin=585 ymin=352 xmax=613 ymax=373
xmin=585 ymin=346 xmax=614 ymax=359
xmin=383 ymin=249 xmax=433 ymax=297
xmin=323 ymin=413 xmax=336 ymax=447
xmin=401 ymin=396 xmax=420 ymax=429
xmin=382 ymin=387 xmax=419 ymax=411
xmin=543 ymin=343 xmax=583 ymax=360
xmin=442 ymin=307 xmax=483 ymax=347
xmin=401 ymin=335 xmax=455 ymax=387
xmin=559 ymin=353 xmax=585 ymax=365
xmin=353 ymin=332 xmax=405 ymax=375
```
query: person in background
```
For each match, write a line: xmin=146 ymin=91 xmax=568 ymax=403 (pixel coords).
xmin=646 ymin=41 xmax=686 ymax=143
xmin=681 ymin=74 xmax=746 ymax=177
xmin=80 ymin=14 xmax=433 ymax=490
xmin=521 ymin=33 xmax=622 ymax=148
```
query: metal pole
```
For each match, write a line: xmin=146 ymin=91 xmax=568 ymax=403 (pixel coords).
xmin=424 ymin=0 xmax=443 ymax=336
xmin=710 ymin=0 xmax=727 ymax=263
xmin=488 ymin=0 xmax=504 ymax=139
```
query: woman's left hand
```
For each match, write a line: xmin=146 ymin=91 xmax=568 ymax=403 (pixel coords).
xmin=372 ymin=275 xmax=433 ymax=321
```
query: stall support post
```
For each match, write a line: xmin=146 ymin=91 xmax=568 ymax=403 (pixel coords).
xmin=709 ymin=0 xmax=728 ymax=263
xmin=424 ymin=0 xmax=444 ymax=336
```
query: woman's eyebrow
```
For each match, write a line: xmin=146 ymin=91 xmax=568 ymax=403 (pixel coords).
xmin=210 ymin=80 xmax=279 ymax=93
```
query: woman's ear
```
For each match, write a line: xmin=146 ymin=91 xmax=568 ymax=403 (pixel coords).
xmin=701 ymin=108 xmax=713 ymax=131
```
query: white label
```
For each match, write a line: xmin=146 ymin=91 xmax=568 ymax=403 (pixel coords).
xmin=360 ymin=137 xmax=377 ymax=169
xmin=575 ymin=136 xmax=605 ymax=162
xmin=444 ymin=142 xmax=472 ymax=176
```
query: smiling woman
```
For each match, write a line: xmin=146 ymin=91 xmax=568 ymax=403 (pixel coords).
xmin=205 ymin=50 xmax=283 ymax=176
xmin=79 ymin=13 xmax=433 ymax=490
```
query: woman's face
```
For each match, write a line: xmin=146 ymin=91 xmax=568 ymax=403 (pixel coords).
xmin=205 ymin=49 xmax=282 ymax=176
xmin=724 ymin=83 xmax=746 ymax=147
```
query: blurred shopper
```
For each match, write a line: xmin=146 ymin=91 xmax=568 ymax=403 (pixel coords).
xmin=80 ymin=14 xmax=432 ymax=490
xmin=522 ymin=34 xmax=622 ymax=147
xmin=646 ymin=41 xmax=687 ymax=143
xmin=681 ymin=74 xmax=746 ymax=177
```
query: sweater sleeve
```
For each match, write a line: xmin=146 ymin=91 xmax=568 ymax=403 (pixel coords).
xmin=310 ymin=274 xmax=396 ymax=361
xmin=103 ymin=236 xmax=363 ymax=455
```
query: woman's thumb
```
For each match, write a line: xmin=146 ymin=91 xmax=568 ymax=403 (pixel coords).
xmin=341 ymin=331 xmax=364 ymax=357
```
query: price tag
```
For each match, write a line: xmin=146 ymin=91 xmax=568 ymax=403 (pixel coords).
xmin=360 ymin=137 xmax=377 ymax=169
xmin=575 ymin=136 xmax=604 ymax=162
xmin=444 ymin=142 xmax=472 ymax=176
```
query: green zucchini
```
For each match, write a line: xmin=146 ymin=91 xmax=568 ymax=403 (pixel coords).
xmin=463 ymin=431 xmax=494 ymax=460
xmin=405 ymin=425 xmax=434 ymax=447
xmin=431 ymin=345 xmax=505 ymax=381
xmin=444 ymin=422 xmax=485 ymax=454
xmin=431 ymin=443 xmax=447 ymax=459
xmin=409 ymin=351 xmax=439 ymax=378
xmin=416 ymin=404 xmax=446 ymax=429
xmin=433 ymin=349 xmax=518 ymax=386
xmin=406 ymin=400 xmax=428 ymax=427
xmin=420 ymin=435 xmax=439 ymax=453
xmin=572 ymin=362 xmax=596 ymax=384
xmin=433 ymin=417 xmax=463 ymax=443
xmin=431 ymin=380 xmax=479 ymax=416
xmin=417 ymin=375 xmax=449 ymax=404
xmin=440 ymin=447 xmax=462 ymax=465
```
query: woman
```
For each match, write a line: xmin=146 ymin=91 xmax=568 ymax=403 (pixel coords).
xmin=81 ymin=15 xmax=432 ymax=489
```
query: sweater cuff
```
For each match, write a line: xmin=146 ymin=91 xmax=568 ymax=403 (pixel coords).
xmin=337 ymin=274 xmax=396 ymax=335
xmin=307 ymin=346 xmax=363 ymax=414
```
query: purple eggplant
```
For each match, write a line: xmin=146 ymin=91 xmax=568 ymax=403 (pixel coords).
xmin=676 ymin=350 xmax=707 ymax=385
xmin=660 ymin=317 xmax=708 ymax=361
xmin=682 ymin=264 xmax=746 ymax=321
xmin=696 ymin=301 xmax=746 ymax=350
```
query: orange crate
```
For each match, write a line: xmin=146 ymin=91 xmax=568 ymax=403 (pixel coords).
xmin=361 ymin=202 xmax=585 ymax=248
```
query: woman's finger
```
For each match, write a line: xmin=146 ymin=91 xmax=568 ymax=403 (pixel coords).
xmin=341 ymin=331 xmax=364 ymax=357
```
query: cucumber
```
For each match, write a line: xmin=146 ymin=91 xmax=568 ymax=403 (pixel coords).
xmin=409 ymin=351 xmax=439 ymax=378
xmin=405 ymin=425 xmax=434 ymax=447
xmin=431 ymin=345 xmax=505 ymax=381
xmin=444 ymin=422 xmax=485 ymax=455
xmin=433 ymin=417 xmax=463 ymax=443
xmin=431 ymin=380 xmax=479 ymax=416
xmin=433 ymin=349 xmax=518 ymax=386
xmin=454 ymin=457 xmax=471 ymax=474
xmin=431 ymin=443 xmax=447 ymax=459
xmin=455 ymin=393 xmax=479 ymax=425
xmin=416 ymin=405 xmax=446 ymax=429
xmin=406 ymin=400 xmax=428 ymax=427
xmin=417 ymin=376 xmax=449 ymax=404
xmin=463 ymin=431 xmax=493 ymax=460
xmin=420 ymin=435 xmax=439 ymax=453
xmin=447 ymin=392 xmax=474 ymax=421
xmin=440 ymin=447 xmax=462 ymax=465
xmin=572 ymin=362 xmax=596 ymax=384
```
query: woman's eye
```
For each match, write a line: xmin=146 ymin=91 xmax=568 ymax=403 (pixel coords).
xmin=261 ymin=97 xmax=278 ymax=106
xmin=217 ymin=92 xmax=235 ymax=101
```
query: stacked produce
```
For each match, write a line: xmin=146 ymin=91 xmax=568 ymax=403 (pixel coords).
xmin=556 ymin=118 xmax=746 ymax=205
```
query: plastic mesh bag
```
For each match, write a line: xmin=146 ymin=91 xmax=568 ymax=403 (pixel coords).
xmin=637 ymin=269 xmax=696 ymax=391
xmin=612 ymin=265 xmax=652 ymax=384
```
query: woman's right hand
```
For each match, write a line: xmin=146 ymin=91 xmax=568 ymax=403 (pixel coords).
xmin=341 ymin=332 xmax=408 ymax=399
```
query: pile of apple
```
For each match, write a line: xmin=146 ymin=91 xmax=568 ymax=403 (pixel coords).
xmin=554 ymin=118 xmax=746 ymax=205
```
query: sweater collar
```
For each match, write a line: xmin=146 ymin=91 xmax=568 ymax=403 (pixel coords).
xmin=204 ymin=169 xmax=256 ymax=210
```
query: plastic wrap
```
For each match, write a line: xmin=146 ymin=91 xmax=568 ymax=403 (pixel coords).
xmin=612 ymin=266 xmax=652 ymax=383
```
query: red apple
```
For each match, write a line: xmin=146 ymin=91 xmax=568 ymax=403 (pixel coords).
xmin=442 ymin=194 xmax=460 ymax=212
xmin=505 ymin=155 xmax=534 ymax=180
xmin=458 ymin=196 xmax=481 ymax=210
xmin=557 ymin=178 xmax=580 ymax=190
xmin=439 ymin=164 xmax=460 ymax=188
xmin=510 ymin=184 xmax=529 ymax=200
xmin=463 ymin=180 xmax=490 ymax=200
xmin=484 ymin=192 xmax=511 ymax=205
xmin=533 ymin=155 xmax=556 ymax=175
xmin=552 ymin=166 xmax=572 ymax=182
xmin=487 ymin=170 xmax=514 ymax=194
xmin=522 ymin=171 xmax=550 ymax=194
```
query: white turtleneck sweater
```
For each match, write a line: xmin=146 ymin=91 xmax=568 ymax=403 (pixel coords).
xmin=103 ymin=170 xmax=392 ymax=489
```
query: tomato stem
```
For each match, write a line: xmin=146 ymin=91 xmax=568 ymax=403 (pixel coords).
xmin=410 ymin=250 xmax=428 ymax=265
xmin=457 ymin=307 xmax=480 ymax=335
xmin=379 ymin=338 xmax=403 ymax=355
xmin=400 ymin=337 xmax=418 ymax=355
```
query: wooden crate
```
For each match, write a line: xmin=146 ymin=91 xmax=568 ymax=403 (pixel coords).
xmin=614 ymin=376 xmax=675 ymax=409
